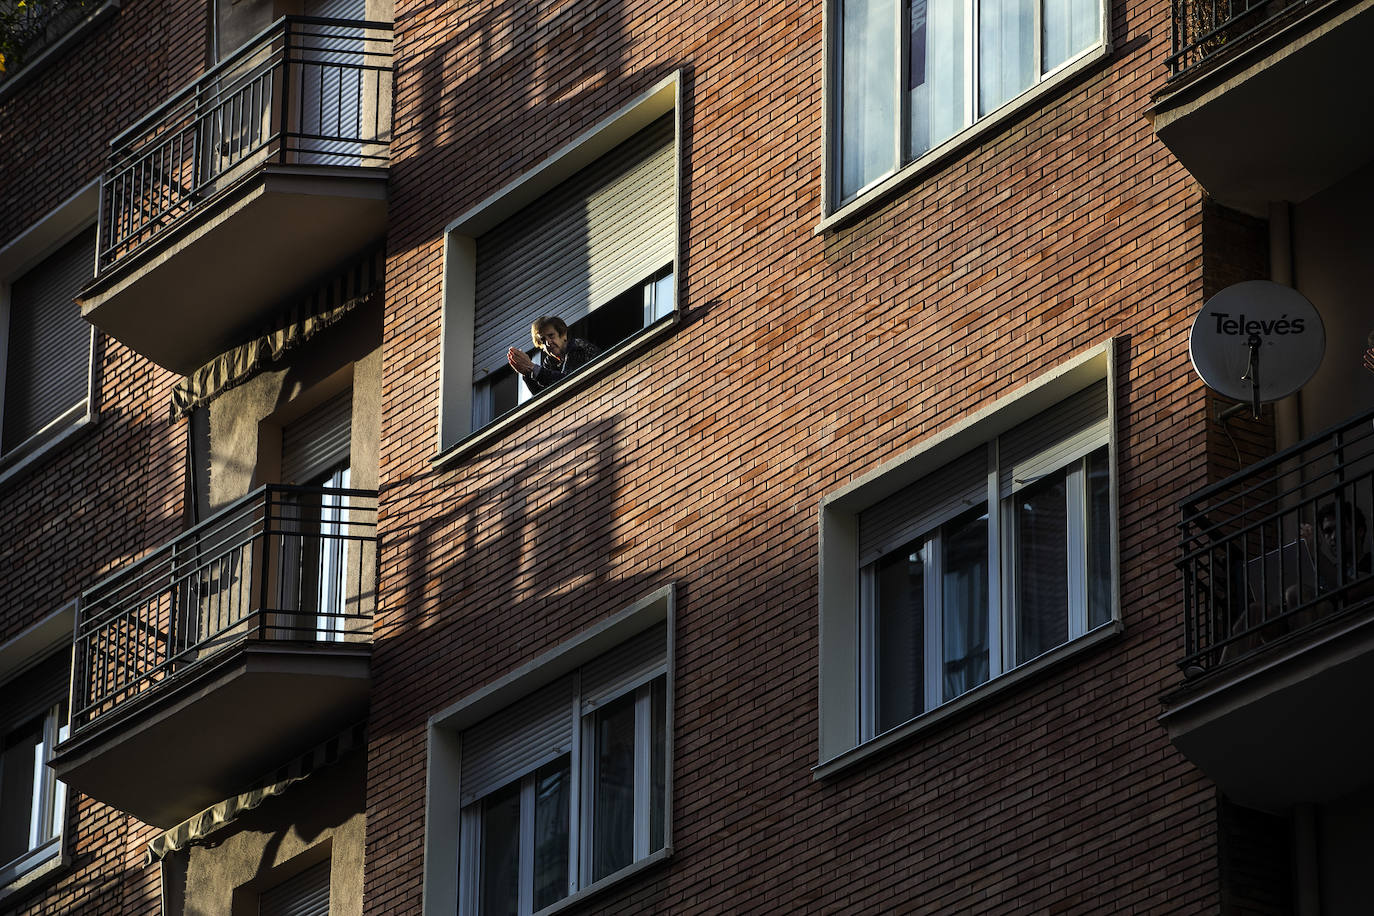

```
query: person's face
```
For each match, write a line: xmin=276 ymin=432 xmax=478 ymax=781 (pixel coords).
xmin=1318 ymin=514 xmax=1367 ymax=562
xmin=537 ymin=327 xmax=568 ymax=360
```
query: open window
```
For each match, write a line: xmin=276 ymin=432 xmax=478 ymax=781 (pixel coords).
xmin=439 ymin=74 xmax=680 ymax=453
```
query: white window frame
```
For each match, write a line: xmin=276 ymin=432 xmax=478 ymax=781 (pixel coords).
xmin=817 ymin=341 xmax=1120 ymax=775
xmin=437 ymin=73 xmax=682 ymax=463
xmin=818 ymin=0 xmax=1112 ymax=227
xmin=424 ymin=586 xmax=674 ymax=916
xmin=0 ymin=606 xmax=75 ymax=900
xmin=0 ymin=182 xmax=101 ymax=486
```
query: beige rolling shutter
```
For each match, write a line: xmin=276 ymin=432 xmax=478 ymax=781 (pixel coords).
xmin=3 ymin=227 xmax=95 ymax=453
xmin=259 ymin=858 xmax=330 ymax=916
xmin=471 ymin=114 xmax=675 ymax=379
xmin=281 ymin=389 xmax=352 ymax=484
xmin=460 ymin=676 xmax=576 ymax=806
xmin=859 ymin=445 xmax=989 ymax=566
xmin=0 ymin=651 xmax=69 ymax=734
xmin=579 ymin=621 xmax=667 ymax=713
xmin=998 ymin=380 xmax=1109 ymax=495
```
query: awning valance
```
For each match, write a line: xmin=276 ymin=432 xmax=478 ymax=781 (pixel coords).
xmin=169 ymin=248 xmax=384 ymax=422
xmin=144 ymin=721 xmax=365 ymax=864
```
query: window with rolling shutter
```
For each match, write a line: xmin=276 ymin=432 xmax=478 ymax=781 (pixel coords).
xmin=2 ymin=226 xmax=96 ymax=457
xmin=456 ymin=621 xmax=669 ymax=916
xmin=468 ymin=116 xmax=676 ymax=428
xmin=439 ymin=74 xmax=681 ymax=448
xmin=0 ymin=649 xmax=70 ymax=884
xmin=817 ymin=343 xmax=1119 ymax=767
xmin=258 ymin=858 xmax=330 ymax=916
xmin=281 ymin=389 xmax=352 ymax=485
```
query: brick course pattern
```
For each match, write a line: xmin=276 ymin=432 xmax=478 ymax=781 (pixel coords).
xmin=0 ymin=1 xmax=202 ymax=913
xmin=367 ymin=0 xmax=1222 ymax=913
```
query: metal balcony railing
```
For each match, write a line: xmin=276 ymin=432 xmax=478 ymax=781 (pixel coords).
xmin=1178 ymin=407 xmax=1374 ymax=674
xmin=95 ymin=16 xmax=393 ymax=276
xmin=70 ymin=485 xmax=378 ymax=736
xmin=1169 ymin=0 xmax=1329 ymax=76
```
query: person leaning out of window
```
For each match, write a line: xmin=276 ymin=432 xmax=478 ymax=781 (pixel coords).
xmin=507 ymin=316 xmax=601 ymax=396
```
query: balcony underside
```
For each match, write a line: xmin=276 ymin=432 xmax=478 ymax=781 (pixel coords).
xmin=1160 ymin=607 xmax=1374 ymax=812
xmin=79 ymin=165 xmax=387 ymax=375
xmin=1152 ymin=0 xmax=1374 ymax=215
xmin=51 ymin=641 xmax=370 ymax=828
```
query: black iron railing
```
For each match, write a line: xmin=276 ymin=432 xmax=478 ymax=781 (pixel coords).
xmin=70 ymin=484 xmax=378 ymax=736
xmin=1169 ymin=0 xmax=1329 ymax=76
xmin=95 ymin=16 xmax=392 ymax=276
xmin=1179 ymin=408 xmax=1374 ymax=674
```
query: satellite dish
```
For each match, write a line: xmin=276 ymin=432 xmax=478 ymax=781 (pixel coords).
xmin=1189 ymin=281 xmax=1325 ymax=416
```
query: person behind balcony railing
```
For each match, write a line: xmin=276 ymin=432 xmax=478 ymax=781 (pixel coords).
xmin=507 ymin=316 xmax=601 ymax=397
xmin=1290 ymin=501 xmax=1374 ymax=611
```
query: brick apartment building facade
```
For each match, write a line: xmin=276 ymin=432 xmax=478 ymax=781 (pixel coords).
xmin=1 ymin=0 xmax=1372 ymax=911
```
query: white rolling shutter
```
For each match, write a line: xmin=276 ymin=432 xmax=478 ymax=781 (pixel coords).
xmin=859 ymin=445 xmax=989 ymax=566
xmin=460 ymin=676 xmax=576 ymax=806
xmin=471 ymin=115 xmax=676 ymax=379
xmin=281 ymin=389 xmax=352 ymax=484
xmin=259 ymin=858 xmax=330 ymax=916
xmin=3 ymin=227 xmax=95 ymax=453
xmin=998 ymin=380 xmax=1109 ymax=495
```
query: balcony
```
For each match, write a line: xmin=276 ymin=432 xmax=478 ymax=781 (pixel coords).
xmin=50 ymin=485 xmax=377 ymax=828
xmin=76 ymin=16 xmax=393 ymax=374
xmin=1161 ymin=408 xmax=1374 ymax=810
xmin=1150 ymin=0 xmax=1374 ymax=214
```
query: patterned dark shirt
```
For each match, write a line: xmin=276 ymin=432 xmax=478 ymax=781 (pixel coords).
xmin=523 ymin=337 xmax=601 ymax=395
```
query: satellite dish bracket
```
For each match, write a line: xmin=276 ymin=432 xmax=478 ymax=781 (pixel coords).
xmin=1239 ymin=332 xmax=1262 ymax=419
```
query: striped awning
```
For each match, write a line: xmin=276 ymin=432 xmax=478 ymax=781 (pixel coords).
xmin=168 ymin=248 xmax=384 ymax=422
xmin=143 ymin=722 xmax=365 ymax=864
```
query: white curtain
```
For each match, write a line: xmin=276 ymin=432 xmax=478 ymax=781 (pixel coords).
xmin=841 ymin=0 xmax=898 ymax=198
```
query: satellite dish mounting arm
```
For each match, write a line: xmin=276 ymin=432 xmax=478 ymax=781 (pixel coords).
xmin=1239 ymin=332 xmax=1262 ymax=420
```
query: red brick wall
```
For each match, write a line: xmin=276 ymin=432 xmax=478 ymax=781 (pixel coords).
xmin=1 ymin=1 xmax=206 ymax=912
xmin=367 ymin=0 xmax=1221 ymax=913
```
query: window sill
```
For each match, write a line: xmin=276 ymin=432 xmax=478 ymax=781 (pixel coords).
xmin=0 ymin=407 xmax=96 ymax=492
xmin=812 ymin=619 xmax=1124 ymax=780
xmin=433 ymin=311 xmax=679 ymax=469
xmin=0 ymin=842 xmax=68 ymax=907
xmin=815 ymin=43 xmax=1112 ymax=235
xmin=536 ymin=847 xmax=672 ymax=916
xmin=0 ymin=0 xmax=121 ymax=104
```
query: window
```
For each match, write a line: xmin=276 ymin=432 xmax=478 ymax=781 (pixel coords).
xmin=458 ymin=626 xmax=667 ymax=915
xmin=0 ymin=650 xmax=69 ymax=887
xmin=425 ymin=587 xmax=673 ymax=916
xmin=818 ymin=343 xmax=1117 ymax=768
xmin=830 ymin=0 xmax=1106 ymax=206
xmin=258 ymin=857 xmax=331 ymax=916
xmin=0 ymin=187 xmax=99 ymax=475
xmin=440 ymin=74 xmax=680 ymax=452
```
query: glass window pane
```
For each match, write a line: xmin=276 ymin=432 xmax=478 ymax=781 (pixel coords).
xmin=531 ymin=758 xmax=570 ymax=911
xmin=1015 ymin=471 xmax=1070 ymax=663
xmin=841 ymin=0 xmax=899 ymax=199
xmin=942 ymin=508 xmax=990 ymax=701
xmin=1086 ymin=446 xmax=1112 ymax=629
xmin=479 ymin=781 xmax=521 ymax=916
xmin=907 ymin=0 xmax=966 ymax=159
xmin=1042 ymin=0 xmax=1099 ymax=72
xmin=0 ymin=716 xmax=43 ymax=864
xmin=592 ymin=694 xmax=636 ymax=881
xmin=978 ymin=0 xmax=1034 ymax=116
xmin=875 ymin=541 xmax=925 ymax=733
xmin=649 ymin=677 xmax=667 ymax=854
